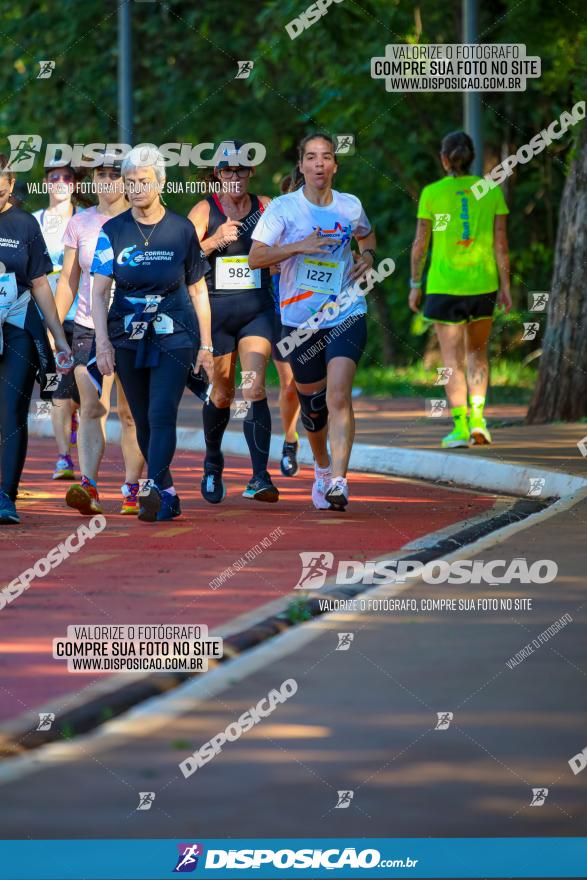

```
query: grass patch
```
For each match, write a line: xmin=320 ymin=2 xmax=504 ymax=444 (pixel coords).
xmin=286 ymin=597 xmax=312 ymax=624
xmin=242 ymin=360 xmax=535 ymax=405
xmin=352 ymin=361 xmax=535 ymax=404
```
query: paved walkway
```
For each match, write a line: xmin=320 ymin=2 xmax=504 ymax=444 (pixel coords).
xmin=1 ymin=392 xmax=585 ymax=846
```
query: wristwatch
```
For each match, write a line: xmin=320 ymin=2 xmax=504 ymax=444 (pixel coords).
xmin=199 ymin=344 xmax=214 ymax=353
xmin=361 ymin=247 xmax=376 ymax=261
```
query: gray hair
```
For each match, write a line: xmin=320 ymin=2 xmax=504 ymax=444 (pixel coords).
xmin=121 ymin=145 xmax=166 ymax=183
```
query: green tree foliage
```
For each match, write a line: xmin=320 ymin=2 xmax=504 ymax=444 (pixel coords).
xmin=2 ymin=0 xmax=585 ymax=369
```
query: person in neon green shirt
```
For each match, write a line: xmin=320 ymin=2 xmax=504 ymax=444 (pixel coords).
xmin=409 ymin=131 xmax=511 ymax=448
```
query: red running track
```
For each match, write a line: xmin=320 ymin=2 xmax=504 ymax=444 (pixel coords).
xmin=0 ymin=438 xmax=496 ymax=724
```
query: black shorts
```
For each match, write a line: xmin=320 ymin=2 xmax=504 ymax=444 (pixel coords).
xmin=285 ymin=313 xmax=367 ymax=385
xmin=271 ymin=311 xmax=288 ymax=363
xmin=423 ymin=292 xmax=497 ymax=324
xmin=52 ymin=320 xmax=77 ymax=401
xmin=72 ymin=323 xmax=96 ymax=367
xmin=210 ymin=290 xmax=274 ymax=357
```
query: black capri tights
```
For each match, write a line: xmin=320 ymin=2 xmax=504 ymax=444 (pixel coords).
xmin=0 ymin=325 xmax=39 ymax=500
xmin=115 ymin=346 xmax=192 ymax=491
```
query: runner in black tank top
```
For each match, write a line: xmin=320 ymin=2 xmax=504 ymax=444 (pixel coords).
xmin=188 ymin=141 xmax=279 ymax=504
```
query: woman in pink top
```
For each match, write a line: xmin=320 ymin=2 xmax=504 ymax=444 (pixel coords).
xmin=55 ymin=153 xmax=144 ymax=516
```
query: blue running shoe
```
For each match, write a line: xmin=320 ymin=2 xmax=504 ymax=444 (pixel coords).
xmin=156 ymin=491 xmax=182 ymax=521
xmin=0 ymin=491 xmax=19 ymax=525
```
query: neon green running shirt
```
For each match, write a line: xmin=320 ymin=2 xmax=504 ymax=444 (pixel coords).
xmin=417 ymin=175 xmax=509 ymax=295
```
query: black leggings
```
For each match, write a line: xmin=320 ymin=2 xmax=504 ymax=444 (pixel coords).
xmin=115 ymin=346 xmax=192 ymax=490
xmin=0 ymin=325 xmax=38 ymax=500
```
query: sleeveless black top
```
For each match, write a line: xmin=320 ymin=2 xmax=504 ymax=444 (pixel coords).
xmin=203 ymin=193 xmax=270 ymax=295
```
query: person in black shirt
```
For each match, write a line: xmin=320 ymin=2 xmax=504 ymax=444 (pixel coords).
xmin=188 ymin=141 xmax=278 ymax=505
xmin=92 ymin=146 xmax=213 ymax=522
xmin=0 ymin=156 xmax=73 ymax=525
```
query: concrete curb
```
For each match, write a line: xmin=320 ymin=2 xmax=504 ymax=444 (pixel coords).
xmin=29 ymin=418 xmax=587 ymax=500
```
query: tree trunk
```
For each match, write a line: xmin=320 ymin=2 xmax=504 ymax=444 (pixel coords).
xmin=526 ymin=120 xmax=587 ymax=423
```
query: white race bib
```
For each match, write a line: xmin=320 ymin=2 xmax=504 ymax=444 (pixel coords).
xmin=154 ymin=313 xmax=174 ymax=335
xmin=295 ymin=257 xmax=344 ymax=297
xmin=0 ymin=273 xmax=18 ymax=311
xmin=215 ymin=256 xmax=260 ymax=290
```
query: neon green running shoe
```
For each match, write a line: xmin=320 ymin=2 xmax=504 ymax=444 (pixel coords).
xmin=441 ymin=423 xmax=470 ymax=449
xmin=469 ymin=413 xmax=492 ymax=445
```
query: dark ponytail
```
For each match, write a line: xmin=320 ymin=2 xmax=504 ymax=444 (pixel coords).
xmin=71 ymin=168 xmax=94 ymax=209
xmin=440 ymin=131 xmax=475 ymax=175
xmin=285 ymin=165 xmax=306 ymax=192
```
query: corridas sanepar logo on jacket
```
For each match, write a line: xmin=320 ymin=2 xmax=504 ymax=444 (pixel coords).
xmin=116 ymin=246 xmax=175 ymax=268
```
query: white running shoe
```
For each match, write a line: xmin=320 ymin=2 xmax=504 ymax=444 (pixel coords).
xmin=325 ymin=476 xmax=349 ymax=511
xmin=312 ymin=462 xmax=332 ymax=510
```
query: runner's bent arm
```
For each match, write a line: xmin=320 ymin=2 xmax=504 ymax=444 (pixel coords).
xmin=249 ymin=232 xmax=339 ymax=270
xmin=409 ymin=219 xmax=431 ymax=313
xmin=54 ymin=245 xmax=81 ymax=323
xmin=257 ymin=194 xmax=280 ymax=276
xmin=494 ymin=215 xmax=511 ymax=312
xmin=410 ymin=219 xmax=430 ymax=282
xmin=188 ymin=200 xmax=240 ymax=256
xmin=349 ymin=230 xmax=377 ymax=280
xmin=92 ymin=274 xmax=115 ymax=375
xmin=30 ymin=275 xmax=71 ymax=356
xmin=188 ymin=277 xmax=214 ymax=380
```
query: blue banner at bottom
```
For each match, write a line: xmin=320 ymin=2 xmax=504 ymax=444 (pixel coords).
xmin=0 ymin=838 xmax=585 ymax=879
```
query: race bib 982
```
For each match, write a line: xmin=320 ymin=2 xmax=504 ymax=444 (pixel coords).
xmin=215 ymin=256 xmax=260 ymax=290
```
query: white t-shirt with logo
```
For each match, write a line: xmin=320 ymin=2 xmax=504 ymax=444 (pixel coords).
xmin=33 ymin=206 xmax=80 ymax=320
xmin=251 ymin=188 xmax=371 ymax=329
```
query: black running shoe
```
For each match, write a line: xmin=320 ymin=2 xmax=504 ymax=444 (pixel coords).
xmin=325 ymin=477 xmax=348 ymax=511
xmin=242 ymin=470 xmax=279 ymax=503
xmin=280 ymin=439 xmax=299 ymax=477
xmin=138 ymin=485 xmax=162 ymax=522
xmin=201 ymin=459 xmax=226 ymax=504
